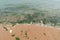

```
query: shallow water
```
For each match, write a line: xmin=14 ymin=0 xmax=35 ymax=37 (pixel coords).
xmin=0 ymin=0 xmax=60 ymax=9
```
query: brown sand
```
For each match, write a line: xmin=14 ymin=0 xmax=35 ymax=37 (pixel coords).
xmin=0 ymin=24 xmax=60 ymax=40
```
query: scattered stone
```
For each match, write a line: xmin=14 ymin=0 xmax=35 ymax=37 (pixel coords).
xmin=9 ymin=29 xmax=13 ymax=33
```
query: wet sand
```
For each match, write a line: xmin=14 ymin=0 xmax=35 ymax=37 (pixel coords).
xmin=0 ymin=24 xmax=60 ymax=40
